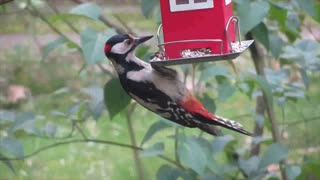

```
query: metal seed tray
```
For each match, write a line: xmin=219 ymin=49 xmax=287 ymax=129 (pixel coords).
xmin=150 ymin=40 xmax=254 ymax=67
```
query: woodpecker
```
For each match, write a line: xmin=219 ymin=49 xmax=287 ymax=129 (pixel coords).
xmin=104 ymin=34 xmax=252 ymax=136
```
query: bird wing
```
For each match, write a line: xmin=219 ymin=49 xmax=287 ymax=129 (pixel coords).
xmin=153 ymin=66 xmax=178 ymax=80
xmin=122 ymin=77 xmax=196 ymax=127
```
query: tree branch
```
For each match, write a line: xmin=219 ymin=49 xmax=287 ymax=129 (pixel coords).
xmin=246 ymin=32 xmax=288 ymax=180
xmin=0 ymin=0 xmax=13 ymax=5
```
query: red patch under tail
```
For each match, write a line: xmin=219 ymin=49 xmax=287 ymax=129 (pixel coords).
xmin=179 ymin=93 xmax=215 ymax=120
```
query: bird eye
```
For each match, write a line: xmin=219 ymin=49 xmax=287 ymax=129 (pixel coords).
xmin=125 ymin=39 xmax=133 ymax=45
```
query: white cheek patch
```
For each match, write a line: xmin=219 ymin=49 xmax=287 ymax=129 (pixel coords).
xmin=111 ymin=42 xmax=131 ymax=54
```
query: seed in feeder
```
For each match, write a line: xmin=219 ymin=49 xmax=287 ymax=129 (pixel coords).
xmin=150 ymin=51 xmax=166 ymax=61
xmin=180 ymin=47 xmax=212 ymax=58
xmin=231 ymin=42 xmax=249 ymax=53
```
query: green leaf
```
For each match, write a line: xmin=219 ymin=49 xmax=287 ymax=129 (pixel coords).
xmin=178 ymin=137 xmax=208 ymax=175
xmin=251 ymin=75 xmax=274 ymax=106
xmin=67 ymin=103 xmax=83 ymax=117
xmin=200 ymin=65 xmax=232 ymax=81
xmin=156 ymin=165 xmax=191 ymax=180
xmin=237 ymin=0 xmax=270 ymax=34
xmin=81 ymin=86 xmax=105 ymax=120
xmin=269 ymin=3 xmax=288 ymax=26
xmin=41 ymin=37 xmax=65 ymax=62
xmin=298 ymin=161 xmax=320 ymax=179
xmin=0 ymin=110 xmax=15 ymax=125
xmin=201 ymin=173 xmax=224 ymax=180
xmin=136 ymin=45 xmax=151 ymax=61
xmin=140 ymin=142 xmax=164 ymax=157
xmin=50 ymin=13 xmax=94 ymax=23
xmin=0 ymin=137 xmax=24 ymax=158
xmin=81 ymin=86 xmax=104 ymax=102
xmin=199 ymin=93 xmax=216 ymax=114
xmin=281 ymin=39 xmax=320 ymax=70
xmin=104 ymin=78 xmax=131 ymax=120
xmin=70 ymin=2 xmax=102 ymax=20
xmin=52 ymin=87 xmax=70 ymax=95
xmin=141 ymin=120 xmax=171 ymax=146
xmin=51 ymin=111 xmax=66 ymax=117
xmin=77 ymin=103 xmax=88 ymax=119
xmin=259 ymin=143 xmax=288 ymax=169
xmin=238 ymin=80 xmax=255 ymax=98
xmin=315 ymin=3 xmax=320 ymax=23
xmin=300 ymin=68 xmax=310 ymax=89
xmin=286 ymin=165 xmax=301 ymax=180
xmin=252 ymin=23 xmax=269 ymax=51
xmin=217 ymin=81 xmax=236 ymax=102
xmin=10 ymin=112 xmax=39 ymax=135
xmin=283 ymin=12 xmax=301 ymax=41
xmin=252 ymin=136 xmax=272 ymax=145
xmin=239 ymin=156 xmax=260 ymax=176
xmin=269 ymin=33 xmax=284 ymax=58
xmin=141 ymin=0 xmax=158 ymax=18
xmin=211 ymin=135 xmax=235 ymax=154
xmin=80 ymin=28 xmax=115 ymax=65
xmin=87 ymin=101 xmax=105 ymax=120
xmin=296 ymin=0 xmax=317 ymax=17
xmin=44 ymin=124 xmax=57 ymax=137
xmin=0 ymin=4 xmax=7 ymax=13
xmin=0 ymin=152 xmax=16 ymax=174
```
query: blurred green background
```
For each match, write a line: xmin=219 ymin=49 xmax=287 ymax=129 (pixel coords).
xmin=0 ymin=0 xmax=320 ymax=179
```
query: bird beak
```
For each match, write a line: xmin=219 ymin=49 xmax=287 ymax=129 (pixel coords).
xmin=134 ymin=35 xmax=153 ymax=45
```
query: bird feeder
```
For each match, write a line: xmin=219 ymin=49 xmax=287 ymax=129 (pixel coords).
xmin=150 ymin=0 xmax=254 ymax=67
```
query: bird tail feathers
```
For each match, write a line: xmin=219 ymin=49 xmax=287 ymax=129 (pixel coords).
xmin=213 ymin=115 xmax=253 ymax=136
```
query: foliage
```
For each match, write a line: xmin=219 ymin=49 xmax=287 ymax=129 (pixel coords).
xmin=0 ymin=0 xmax=320 ymax=179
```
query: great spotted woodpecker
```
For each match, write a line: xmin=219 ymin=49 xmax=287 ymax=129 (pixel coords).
xmin=104 ymin=34 xmax=252 ymax=136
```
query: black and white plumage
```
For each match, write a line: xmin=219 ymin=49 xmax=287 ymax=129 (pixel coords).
xmin=104 ymin=34 xmax=252 ymax=136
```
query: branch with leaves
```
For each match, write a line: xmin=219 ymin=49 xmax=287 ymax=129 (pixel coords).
xmin=0 ymin=137 xmax=183 ymax=169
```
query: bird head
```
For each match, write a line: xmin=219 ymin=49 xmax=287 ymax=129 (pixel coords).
xmin=104 ymin=34 xmax=153 ymax=59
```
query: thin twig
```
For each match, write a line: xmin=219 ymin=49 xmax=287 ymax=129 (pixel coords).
xmin=70 ymin=0 xmax=128 ymax=35
xmin=126 ymin=103 xmax=145 ymax=180
xmin=74 ymin=122 xmax=88 ymax=139
xmin=29 ymin=121 xmax=76 ymax=140
xmin=27 ymin=4 xmax=81 ymax=52
xmin=46 ymin=0 xmax=80 ymax=34
xmin=114 ymin=14 xmax=136 ymax=36
xmin=0 ymin=139 xmax=142 ymax=161
xmin=159 ymin=155 xmax=185 ymax=170
xmin=283 ymin=116 xmax=320 ymax=127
